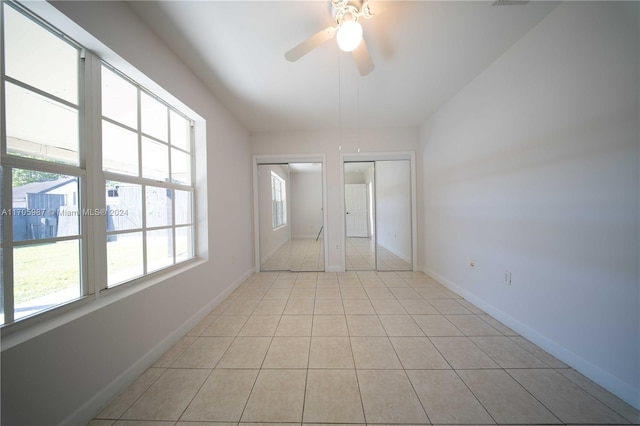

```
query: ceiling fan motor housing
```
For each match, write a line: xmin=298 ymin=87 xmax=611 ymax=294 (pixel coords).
xmin=332 ymin=0 xmax=368 ymax=25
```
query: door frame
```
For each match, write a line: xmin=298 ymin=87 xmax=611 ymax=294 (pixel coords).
xmin=340 ymin=152 xmax=417 ymax=272
xmin=253 ymin=154 xmax=328 ymax=272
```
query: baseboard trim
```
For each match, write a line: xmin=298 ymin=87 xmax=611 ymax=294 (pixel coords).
xmin=62 ymin=266 xmax=254 ymax=426
xmin=423 ymin=267 xmax=640 ymax=411
xmin=378 ymin=242 xmax=412 ymax=264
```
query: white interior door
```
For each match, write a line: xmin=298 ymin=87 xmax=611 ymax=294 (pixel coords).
xmin=345 ymin=184 xmax=368 ymax=237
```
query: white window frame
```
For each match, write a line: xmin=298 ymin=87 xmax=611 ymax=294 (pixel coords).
xmin=271 ymin=171 xmax=286 ymax=230
xmin=0 ymin=1 xmax=90 ymax=325
xmin=101 ymin=63 xmax=196 ymax=289
xmin=0 ymin=0 xmax=200 ymax=330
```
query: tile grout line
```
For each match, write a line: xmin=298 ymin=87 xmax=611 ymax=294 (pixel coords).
xmin=114 ymin=323 xmax=208 ymax=422
xmin=346 ymin=275 xmax=369 ymax=424
xmin=298 ymin=274 xmax=318 ymax=424
xmin=418 ymin=275 xmax=564 ymax=425
xmin=448 ymin=364 xmax=499 ymax=425
xmin=413 ymin=283 xmax=537 ymax=425
xmin=501 ymin=368 xmax=564 ymax=425
xmin=388 ymin=274 xmax=435 ymax=425
xmin=235 ymin=276 xmax=277 ymax=423
xmin=553 ymin=369 xmax=638 ymax=424
xmin=173 ymin=295 xmax=258 ymax=423
xmin=100 ymin=362 xmax=168 ymax=421
xmin=393 ymin=274 xmax=494 ymax=425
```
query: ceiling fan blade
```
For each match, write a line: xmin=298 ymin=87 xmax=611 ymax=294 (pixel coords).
xmin=352 ymin=39 xmax=374 ymax=76
xmin=285 ymin=27 xmax=336 ymax=62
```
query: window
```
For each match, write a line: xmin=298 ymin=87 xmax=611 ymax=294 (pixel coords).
xmin=1 ymin=3 xmax=84 ymax=325
xmin=0 ymin=2 xmax=197 ymax=327
xmin=101 ymin=65 xmax=195 ymax=287
xmin=271 ymin=171 xmax=286 ymax=229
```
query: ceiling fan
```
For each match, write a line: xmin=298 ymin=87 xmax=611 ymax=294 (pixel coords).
xmin=285 ymin=0 xmax=378 ymax=76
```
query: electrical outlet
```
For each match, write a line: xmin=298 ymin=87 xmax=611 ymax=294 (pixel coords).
xmin=504 ymin=271 xmax=512 ymax=285
xmin=470 ymin=260 xmax=475 ymax=268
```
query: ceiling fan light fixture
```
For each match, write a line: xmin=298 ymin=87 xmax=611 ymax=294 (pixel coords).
xmin=336 ymin=19 xmax=362 ymax=52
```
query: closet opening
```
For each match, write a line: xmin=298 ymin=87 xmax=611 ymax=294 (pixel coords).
xmin=344 ymin=159 xmax=413 ymax=271
xmin=256 ymin=161 xmax=325 ymax=272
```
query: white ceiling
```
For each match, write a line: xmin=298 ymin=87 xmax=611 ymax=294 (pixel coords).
xmin=289 ymin=162 xmax=322 ymax=173
xmin=128 ymin=1 xmax=558 ymax=132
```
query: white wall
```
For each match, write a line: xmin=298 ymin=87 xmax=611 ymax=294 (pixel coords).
xmin=1 ymin=2 xmax=254 ymax=425
xmin=376 ymin=160 xmax=412 ymax=262
xmin=290 ymin=170 xmax=323 ymax=239
xmin=258 ymin=164 xmax=290 ymax=262
xmin=421 ymin=1 xmax=639 ymax=408
xmin=251 ymin=127 xmax=420 ymax=271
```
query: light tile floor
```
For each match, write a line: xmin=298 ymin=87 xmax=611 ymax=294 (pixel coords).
xmin=262 ymin=238 xmax=325 ymax=271
xmin=346 ymin=237 xmax=412 ymax=271
xmin=346 ymin=237 xmax=377 ymax=270
xmin=90 ymin=271 xmax=640 ymax=426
